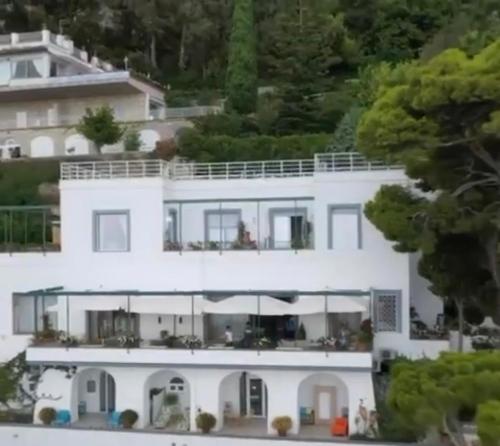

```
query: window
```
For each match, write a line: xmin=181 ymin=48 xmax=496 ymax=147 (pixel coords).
xmin=94 ymin=211 xmax=130 ymax=252
xmin=169 ymin=377 xmax=185 ymax=392
xmin=13 ymin=295 xmax=58 ymax=334
xmin=87 ymin=380 xmax=96 ymax=393
xmin=164 ymin=209 xmax=178 ymax=243
xmin=0 ymin=60 xmax=10 ymax=85
xmin=205 ymin=210 xmax=240 ymax=248
xmin=328 ymin=205 xmax=361 ymax=250
xmin=12 ymin=59 xmax=43 ymax=79
xmin=269 ymin=208 xmax=309 ymax=249
xmin=374 ymin=291 xmax=402 ymax=333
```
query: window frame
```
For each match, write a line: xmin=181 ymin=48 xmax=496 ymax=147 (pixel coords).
xmin=373 ymin=290 xmax=402 ymax=333
xmin=327 ymin=204 xmax=362 ymax=250
xmin=164 ymin=208 xmax=178 ymax=243
xmin=268 ymin=207 xmax=309 ymax=250
xmin=93 ymin=210 xmax=131 ymax=253
xmin=204 ymin=209 xmax=242 ymax=248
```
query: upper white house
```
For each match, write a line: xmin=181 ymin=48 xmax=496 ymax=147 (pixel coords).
xmin=0 ymin=153 xmax=448 ymax=441
xmin=0 ymin=29 xmax=210 ymax=159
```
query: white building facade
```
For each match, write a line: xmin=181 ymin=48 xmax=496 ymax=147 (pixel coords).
xmin=0 ymin=153 xmax=447 ymax=440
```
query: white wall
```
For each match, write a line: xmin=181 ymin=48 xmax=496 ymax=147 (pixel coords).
xmin=140 ymin=314 xmax=203 ymax=340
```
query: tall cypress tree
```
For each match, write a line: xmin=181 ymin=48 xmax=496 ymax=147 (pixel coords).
xmin=226 ymin=0 xmax=257 ymax=114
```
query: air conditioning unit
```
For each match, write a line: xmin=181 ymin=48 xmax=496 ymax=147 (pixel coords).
xmin=379 ymin=348 xmax=398 ymax=361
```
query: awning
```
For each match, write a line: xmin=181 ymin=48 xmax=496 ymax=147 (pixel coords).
xmin=290 ymin=295 xmax=368 ymax=314
xmin=203 ymin=295 xmax=292 ymax=315
xmin=130 ymin=296 xmax=204 ymax=315
xmin=45 ymin=296 xmax=128 ymax=312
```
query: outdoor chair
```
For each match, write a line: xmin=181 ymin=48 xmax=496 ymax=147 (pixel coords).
xmin=107 ymin=411 xmax=122 ymax=428
xmin=331 ymin=417 xmax=348 ymax=437
xmin=53 ymin=410 xmax=71 ymax=426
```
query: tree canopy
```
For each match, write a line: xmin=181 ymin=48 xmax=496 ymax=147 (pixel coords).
xmin=358 ymin=39 xmax=500 ymax=322
xmin=389 ymin=352 xmax=500 ymax=446
xmin=76 ymin=106 xmax=124 ymax=153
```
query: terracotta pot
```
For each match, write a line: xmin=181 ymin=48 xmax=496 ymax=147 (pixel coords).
xmin=278 ymin=430 xmax=288 ymax=437
xmin=202 ymin=427 xmax=211 ymax=434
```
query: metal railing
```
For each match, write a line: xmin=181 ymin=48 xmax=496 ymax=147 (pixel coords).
xmin=164 ymin=105 xmax=223 ymax=119
xmin=60 ymin=153 xmax=401 ymax=181
xmin=315 ymin=152 xmax=402 ymax=172
xmin=169 ymin=159 xmax=316 ymax=180
xmin=60 ymin=160 xmax=168 ymax=180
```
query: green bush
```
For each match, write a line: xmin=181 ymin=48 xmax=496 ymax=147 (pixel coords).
xmin=123 ymin=130 xmax=142 ymax=152
xmin=196 ymin=412 xmax=216 ymax=433
xmin=120 ymin=409 xmax=138 ymax=429
xmin=0 ymin=160 xmax=59 ymax=206
xmin=178 ymin=128 xmax=331 ymax=162
xmin=38 ymin=407 xmax=56 ymax=425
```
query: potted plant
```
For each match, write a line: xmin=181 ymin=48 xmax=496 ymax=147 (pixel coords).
xmin=121 ymin=409 xmax=138 ymax=429
xmin=272 ymin=416 xmax=293 ymax=437
xmin=297 ymin=323 xmax=307 ymax=341
xmin=38 ymin=407 xmax=56 ymax=425
xmin=357 ymin=319 xmax=374 ymax=351
xmin=165 ymin=392 xmax=179 ymax=406
xmin=196 ymin=412 xmax=216 ymax=434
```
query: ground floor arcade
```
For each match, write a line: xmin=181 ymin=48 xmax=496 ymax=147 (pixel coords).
xmin=33 ymin=365 xmax=375 ymax=438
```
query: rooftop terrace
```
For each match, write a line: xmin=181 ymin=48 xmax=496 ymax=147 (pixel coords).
xmin=60 ymin=153 xmax=403 ymax=181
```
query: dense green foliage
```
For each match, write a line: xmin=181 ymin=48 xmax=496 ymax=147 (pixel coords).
xmin=178 ymin=128 xmax=330 ymax=162
xmin=389 ymin=352 xmax=500 ymax=446
xmin=358 ymin=39 xmax=500 ymax=322
xmin=477 ymin=401 xmax=500 ymax=446
xmin=0 ymin=161 xmax=59 ymax=205
xmin=226 ymin=0 xmax=257 ymax=113
xmin=76 ymin=106 xmax=124 ymax=153
xmin=328 ymin=107 xmax=364 ymax=152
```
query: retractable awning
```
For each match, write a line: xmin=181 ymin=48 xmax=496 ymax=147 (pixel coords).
xmin=290 ymin=295 xmax=368 ymax=314
xmin=203 ymin=295 xmax=292 ymax=315
xmin=130 ymin=296 xmax=204 ymax=315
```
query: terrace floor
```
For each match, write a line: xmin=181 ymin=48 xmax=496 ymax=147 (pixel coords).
xmin=73 ymin=414 xmax=343 ymax=440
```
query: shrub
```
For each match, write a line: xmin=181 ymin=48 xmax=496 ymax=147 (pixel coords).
xmin=120 ymin=409 xmax=138 ymax=429
xmin=38 ymin=407 xmax=56 ymax=425
xmin=272 ymin=416 xmax=293 ymax=436
xmin=178 ymin=128 xmax=331 ymax=163
xmin=196 ymin=412 xmax=216 ymax=433
xmin=123 ymin=130 xmax=141 ymax=152
xmin=76 ymin=106 xmax=124 ymax=153
xmin=297 ymin=323 xmax=306 ymax=341
xmin=154 ymin=139 xmax=177 ymax=160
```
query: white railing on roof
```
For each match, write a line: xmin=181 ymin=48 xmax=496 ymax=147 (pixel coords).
xmin=60 ymin=160 xmax=167 ymax=180
xmin=315 ymin=152 xmax=402 ymax=172
xmin=60 ymin=153 xmax=401 ymax=181
xmin=169 ymin=159 xmax=316 ymax=180
xmin=165 ymin=105 xmax=223 ymax=119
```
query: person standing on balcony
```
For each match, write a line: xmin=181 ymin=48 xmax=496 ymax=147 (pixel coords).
xmin=224 ymin=325 xmax=233 ymax=347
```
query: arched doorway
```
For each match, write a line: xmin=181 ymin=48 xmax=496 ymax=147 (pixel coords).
xmin=144 ymin=370 xmax=190 ymax=431
xmin=297 ymin=373 xmax=349 ymax=436
xmin=65 ymin=134 xmax=89 ymax=155
xmin=219 ymin=371 xmax=268 ymax=434
xmin=30 ymin=135 xmax=55 ymax=157
xmin=76 ymin=369 xmax=116 ymax=417
xmin=139 ymin=129 xmax=160 ymax=152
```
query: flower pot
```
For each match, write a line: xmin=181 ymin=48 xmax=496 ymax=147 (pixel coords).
xmin=201 ymin=427 xmax=211 ymax=434
xmin=278 ymin=429 xmax=288 ymax=437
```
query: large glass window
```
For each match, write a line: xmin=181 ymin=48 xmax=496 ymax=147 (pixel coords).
xmin=12 ymin=59 xmax=43 ymax=79
xmin=269 ymin=208 xmax=309 ymax=249
xmin=164 ymin=209 xmax=178 ymax=244
xmin=205 ymin=210 xmax=240 ymax=249
xmin=374 ymin=291 xmax=402 ymax=333
xmin=94 ymin=211 xmax=130 ymax=252
xmin=13 ymin=296 xmax=58 ymax=334
xmin=328 ymin=206 xmax=361 ymax=250
xmin=0 ymin=60 xmax=10 ymax=85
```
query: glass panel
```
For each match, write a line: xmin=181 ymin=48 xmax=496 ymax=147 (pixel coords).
xmin=0 ymin=60 xmax=10 ymax=85
xmin=331 ymin=208 xmax=359 ymax=250
xmin=13 ymin=296 xmax=35 ymax=333
xmin=96 ymin=212 xmax=129 ymax=252
xmin=249 ymin=378 xmax=263 ymax=416
xmin=274 ymin=215 xmax=291 ymax=248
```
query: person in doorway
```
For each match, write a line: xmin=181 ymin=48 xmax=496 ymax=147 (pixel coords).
xmin=224 ymin=325 xmax=233 ymax=346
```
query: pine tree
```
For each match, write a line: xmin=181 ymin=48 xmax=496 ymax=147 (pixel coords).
xmin=225 ymin=0 xmax=257 ymax=114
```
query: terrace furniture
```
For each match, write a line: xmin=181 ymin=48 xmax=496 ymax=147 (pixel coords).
xmin=331 ymin=417 xmax=348 ymax=437
xmin=107 ymin=411 xmax=122 ymax=428
xmin=300 ymin=407 xmax=314 ymax=425
xmin=53 ymin=410 xmax=71 ymax=426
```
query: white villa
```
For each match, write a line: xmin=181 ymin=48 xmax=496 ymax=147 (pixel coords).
xmin=0 ymin=153 xmax=449 ymax=441
xmin=0 ymin=30 xmax=218 ymax=159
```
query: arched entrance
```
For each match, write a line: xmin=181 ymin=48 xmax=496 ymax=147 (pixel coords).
xmin=219 ymin=371 xmax=268 ymax=434
xmin=65 ymin=134 xmax=89 ymax=155
xmin=30 ymin=135 xmax=55 ymax=157
xmin=297 ymin=373 xmax=349 ymax=436
xmin=76 ymin=369 xmax=116 ymax=420
xmin=144 ymin=370 xmax=190 ymax=431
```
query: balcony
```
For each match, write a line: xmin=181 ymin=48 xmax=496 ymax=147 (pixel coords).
xmin=164 ymin=198 xmax=315 ymax=252
xmin=0 ymin=206 xmax=60 ymax=253
xmin=18 ymin=291 xmax=373 ymax=368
